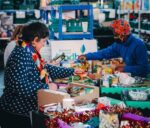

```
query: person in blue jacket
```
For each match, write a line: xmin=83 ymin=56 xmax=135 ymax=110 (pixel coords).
xmin=78 ymin=19 xmax=149 ymax=77
xmin=0 ymin=22 xmax=79 ymax=128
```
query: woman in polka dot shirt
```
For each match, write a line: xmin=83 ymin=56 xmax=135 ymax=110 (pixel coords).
xmin=0 ymin=22 xmax=76 ymax=128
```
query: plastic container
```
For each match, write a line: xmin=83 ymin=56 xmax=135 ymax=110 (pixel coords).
xmin=121 ymin=88 xmax=150 ymax=109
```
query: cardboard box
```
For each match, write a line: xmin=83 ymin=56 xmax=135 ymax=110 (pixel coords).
xmin=50 ymin=39 xmax=97 ymax=60
xmin=38 ymin=83 xmax=99 ymax=107
xmin=92 ymin=59 xmax=125 ymax=72
xmin=37 ymin=89 xmax=70 ymax=108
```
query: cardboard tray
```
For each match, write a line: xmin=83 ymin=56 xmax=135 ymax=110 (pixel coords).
xmin=38 ymin=83 xmax=99 ymax=108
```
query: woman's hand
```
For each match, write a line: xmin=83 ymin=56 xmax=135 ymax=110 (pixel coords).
xmin=78 ymin=55 xmax=86 ymax=63
xmin=115 ymin=65 xmax=124 ymax=72
xmin=74 ymin=68 xmax=85 ymax=74
xmin=48 ymin=82 xmax=58 ymax=91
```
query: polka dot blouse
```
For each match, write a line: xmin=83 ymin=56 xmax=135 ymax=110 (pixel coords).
xmin=0 ymin=45 xmax=74 ymax=116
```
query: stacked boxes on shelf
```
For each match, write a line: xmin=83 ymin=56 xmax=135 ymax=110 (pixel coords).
xmin=50 ymin=0 xmax=80 ymax=5
xmin=66 ymin=19 xmax=83 ymax=32
xmin=49 ymin=18 xmax=66 ymax=32
xmin=1 ymin=0 xmax=40 ymax=10
xmin=49 ymin=18 xmax=89 ymax=33
xmin=49 ymin=5 xmax=93 ymax=39
xmin=1 ymin=0 xmax=14 ymax=10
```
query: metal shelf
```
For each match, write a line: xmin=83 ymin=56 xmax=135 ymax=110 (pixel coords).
xmin=117 ymin=10 xmax=150 ymax=15
xmin=50 ymin=5 xmax=93 ymax=40
xmin=0 ymin=38 xmax=10 ymax=40
xmin=0 ymin=9 xmax=35 ymax=14
xmin=124 ymin=9 xmax=150 ymax=39
xmin=140 ymin=29 xmax=150 ymax=35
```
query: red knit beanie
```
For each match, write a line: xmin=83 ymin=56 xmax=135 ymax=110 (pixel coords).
xmin=111 ymin=19 xmax=131 ymax=42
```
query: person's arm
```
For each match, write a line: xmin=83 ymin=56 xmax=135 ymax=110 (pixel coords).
xmin=6 ymin=50 xmax=49 ymax=98
xmin=85 ymin=43 xmax=120 ymax=60
xmin=124 ymin=44 xmax=148 ymax=77
xmin=44 ymin=64 xmax=74 ymax=80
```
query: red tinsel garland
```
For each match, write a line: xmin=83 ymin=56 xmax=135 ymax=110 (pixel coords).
xmin=45 ymin=109 xmax=99 ymax=128
xmin=43 ymin=105 xmax=149 ymax=128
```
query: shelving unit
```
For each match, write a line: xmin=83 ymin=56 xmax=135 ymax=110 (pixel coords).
xmin=0 ymin=9 xmax=39 ymax=43
xmin=115 ymin=0 xmax=150 ymax=33
xmin=0 ymin=9 xmax=38 ymax=24
xmin=49 ymin=5 xmax=94 ymax=40
xmin=0 ymin=9 xmax=35 ymax=14
xmin=117 ymin=10 xmax=150 ymax=38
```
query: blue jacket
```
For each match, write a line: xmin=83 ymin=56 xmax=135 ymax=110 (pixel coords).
xmin=0 ymin=45 xmax=74 ymax=116
xmin=86 ymin=34 xmax=149 ymax=77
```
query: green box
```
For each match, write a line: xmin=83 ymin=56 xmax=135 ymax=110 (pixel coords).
xmin=49 ymin=25 xmax=58 ymax=32
xmin=2 ymin=5 xmax=14 ymax=10
xmin=49 ymin=19 xmax=66 ymax=32
xmin=100 ymin=86 xmax=149 ymax=95
xmin=19 ymin=4 xmax=34 ymax=10
xmin=141 ymin=22 xmax=148 ymax=30
xmin=50 ymin=0 xmax=80 ymax=5
xmin=124 ymin=101 xmax=150 ymax=109
xmin=66 ymin=19 xmax=82 ymax=32
xmin=148 ymin=22 xmax=150 ymax=30
xmin=14 ymin=18 xmax=27 ymax=24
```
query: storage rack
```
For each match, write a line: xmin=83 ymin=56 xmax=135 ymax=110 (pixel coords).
xmin=0 ymin=9 xmax=37 ymax=24
xmin=49 ymin=5 xmax=94 ymax=40
xmin=117 ymin=10 xmax=150 ymax=38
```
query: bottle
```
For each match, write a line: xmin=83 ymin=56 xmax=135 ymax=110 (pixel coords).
xmin=56 ymin=103 xmax=62 ymax=112
xmin=52 ymin=52 xmax=65 ymax=61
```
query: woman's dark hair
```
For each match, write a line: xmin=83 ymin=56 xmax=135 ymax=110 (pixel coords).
xmin=20 ymin=22 xmax=49 ymax=43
